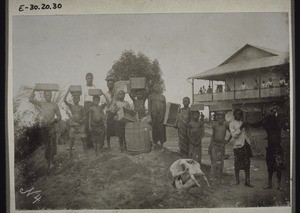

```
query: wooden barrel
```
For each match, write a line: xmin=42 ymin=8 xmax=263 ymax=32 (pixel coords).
xmin=125 ymin=121 xmax=152 ymax=155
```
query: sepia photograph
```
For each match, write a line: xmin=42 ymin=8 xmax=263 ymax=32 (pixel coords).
xmin=7 ymin=1 xmax=293 ymax=212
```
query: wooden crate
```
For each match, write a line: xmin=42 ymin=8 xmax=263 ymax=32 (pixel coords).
xmin=164 ymin=102 xmax=181 ymax=127
xmin=69 ymin=85 xmax=82 ymax=95
xmin=88 ymin=89 xmax=102 ymax=96
xmin=129 ymin=77 xmax=147 ymax=90
xmin=242 ymin=109 xmax=262 ymax=124
xmin=34 ymin=83 xmax=59 ymax=91
xmin=190 ymin=103 xmax=204 ymax=111
xmin=118 ymin=106 xmax=139 ymax=122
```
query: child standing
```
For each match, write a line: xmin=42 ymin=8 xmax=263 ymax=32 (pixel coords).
xmin=208 ymin=112 xmax=231 ymax=182
xmin=64 ymin=90 xmax=87 ymax=158
xmin=89 ymin=95 xmax=106 ymax=157
xmin=148 ymin=84 xmax=167 ymax=151
xmin=129 ymin=90 xmax=148 ymax=119
xmin=115 ymin=90 xmax=131 ymax=153
xmin=187 ymin=110 xmax=204 ymax=164
xmin=29 ymin=90 xmax=62 ymax=173
xmin=229 ymin=109 xmax=254 ymax=187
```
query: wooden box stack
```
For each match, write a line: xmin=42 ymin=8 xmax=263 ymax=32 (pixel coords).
xmin=34 ymin=83 xmax=59 ymax=91
xmin=118 ymin=106 xmax=139 ymax=122
xmin=88 ymin=89 xmax=102 ymax=96
xmin=242 ymin=108 xmax=262 ymax=124
xmin=190 ymin=103 xmax=204 ymax=111
xmin=129 ymin=77 xmax=147 ymax=91
xmin=163 ymin=102 xmax=181 ymax=127
xmin=69 ymin=85 xmax=82 ymax=96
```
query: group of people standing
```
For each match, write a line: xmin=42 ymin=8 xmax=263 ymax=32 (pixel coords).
xmin=29 ymin=73 xmax=168 ymax=173
xmin=176 ymin=98 xmax=286 ymax=190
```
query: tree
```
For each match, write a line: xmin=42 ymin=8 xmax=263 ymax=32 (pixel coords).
xmin=109 ymin=50 xmax=165 ymax=93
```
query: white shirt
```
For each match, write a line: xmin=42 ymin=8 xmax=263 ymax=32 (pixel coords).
xmin=261 ymin=83 xmax=266 ymax=88
xmin=239 ymin=84 xmax=248 ymax=90
xmin=229 ymin=120 xmax=250 ymax=149
xmin=266 ymin=81 xmax=273 ymax=88
xmin=82 ymin=84 xmax=96 ymax=103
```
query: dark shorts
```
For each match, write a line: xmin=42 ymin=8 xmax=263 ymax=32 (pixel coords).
xmin=115 ymin=121 xmax=126 ymax=139
xmin=41 ymin=126 xmax=57 ymax=161
xmin=234 ymin=142 xmax=252 ymax=170
xmin=106 ymin=111 xmax=116 ymax=137
xmin=266 ymin=146 xmax=285 ymax=172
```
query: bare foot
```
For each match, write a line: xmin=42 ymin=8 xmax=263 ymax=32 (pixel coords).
xmin=277 ymin=186 xmax=285 ymax=191
xmin=263 ymin=185 xmax=273 ymax=189
xmin=245 ymin=183 xmax=255 ymax=188
xmin=231 ymin=182 xmax=240 ymax=186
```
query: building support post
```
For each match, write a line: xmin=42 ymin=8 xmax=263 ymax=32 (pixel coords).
xmin=192 ymin=78 xmax=194 ymax=103
xmin=233 ymin=74 xmax=236 ymax=100
xmin=258 ymin=69 xmax=261 ymax=98
xmin=212 ymin=80 xmax=214 ymax=101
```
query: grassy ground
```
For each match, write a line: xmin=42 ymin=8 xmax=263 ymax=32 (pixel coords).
xmin=15 ymin=126 xmax=291 ymax=210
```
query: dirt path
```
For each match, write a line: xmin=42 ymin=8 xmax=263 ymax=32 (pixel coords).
xmin=15 ymin=127 xmax=290 ymax=210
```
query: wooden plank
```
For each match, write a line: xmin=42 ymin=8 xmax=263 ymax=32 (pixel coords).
xmin=163 ymin=102 xmax=180 ymax=127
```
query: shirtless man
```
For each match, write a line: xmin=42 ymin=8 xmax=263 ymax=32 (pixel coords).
xmin=89 ymin=94 xmax=106 ymax=157
xmin=29 ymin=90 xmax=61 ymax=173
xmin=187 ymin=110 xmax=204 ymax=164
xmin=64 ymin=90 xmax=87 ymax=158
xmin=129 ymin=90 xmax=148 ymax=119
xmin=208 ymin=112 xmax=231 ymax=182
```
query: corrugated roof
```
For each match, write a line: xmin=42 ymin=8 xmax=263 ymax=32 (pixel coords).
xmin=188 ymin=45 xmax=289 ymax=80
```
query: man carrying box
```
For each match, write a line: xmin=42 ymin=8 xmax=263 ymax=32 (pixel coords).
xmin=29 ymin=89 xmax=61 ymax=174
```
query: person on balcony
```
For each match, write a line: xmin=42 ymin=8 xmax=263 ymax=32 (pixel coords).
xmin=279 ymin=78 xmax=286 ymax=87
xmin=198 ymin=87 xmax=203 ymax=94
xmin=266 ymin=78 xmax=274 ymax=88
xmin=239 ymin=82 xmax=248 ymax=91
xmin=253 ymin=79 xmax=259 ymax=89
xmin=225 ymin=84 xmax=231 ymax=92
xmin=207 ymin=85 xmax=213 ymax=93
xmin=202 ymin=86 xmax=207 ymax=94
xmin=261 ymin=80 xmax=266 ymax=88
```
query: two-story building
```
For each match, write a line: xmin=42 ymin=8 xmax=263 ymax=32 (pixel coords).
xmin=188 ymin=44 xmax=289 ymax=121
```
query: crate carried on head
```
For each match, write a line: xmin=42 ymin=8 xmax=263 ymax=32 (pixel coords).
xmin=88 ymin=89 xmax=102 ymax=96
xmin=241 ymin=108 xmax=262 ymax=124
xmin=69 ymin=85 xmax=82 ymax=96
xmin=129 ymin=77 xmax=147 ymax=92
xmin=34 ymin=83 xmax=59 ymax=91
xmin=190 ymin=103 xmax=204 ymax=111
xmin=164 ymin=102 xmax=181 ymax=127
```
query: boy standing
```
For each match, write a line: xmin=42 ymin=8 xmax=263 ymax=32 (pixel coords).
xmin=114 ymin=90 xmax=131 ymax=153
xmin=89 ymin=94 xmax=106 ymax=157
xmin=187 ymin=110 xmax=204 ymax=164
xmin=229 ymin=109 xmax=254 ymax=187
xmin=103 ymin=76 xmax=117 ymax=149
xmin=82 ymin=73 xmax=96 ymax=148
xmin=129 ymin=90 xmax=148 ymax=119
xmin=29 ymin=90 xmax=62 ymax=173
xmin=208 ymin=112 xmax=231 ymax=182
xmin=148 ymin=84 xmax=167 ymax=151
xmin=63 ymin=90 xmax=87 ymax=158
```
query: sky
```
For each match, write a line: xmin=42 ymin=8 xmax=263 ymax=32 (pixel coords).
xmin=13 ymin=12 xmax=289 ymax=115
